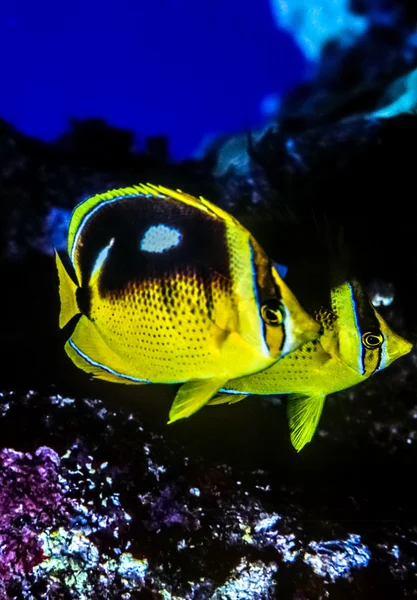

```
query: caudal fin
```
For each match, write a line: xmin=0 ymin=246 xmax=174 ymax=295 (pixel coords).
xmin=55 ymin=250 xmax=80 ymax=329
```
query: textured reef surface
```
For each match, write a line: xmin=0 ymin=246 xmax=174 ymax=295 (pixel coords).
xmin=2 ymin=0 xmax=417 ymax=598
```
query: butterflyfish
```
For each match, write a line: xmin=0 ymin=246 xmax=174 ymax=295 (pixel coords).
xmin=55 ymin=183 xmax=320 ymax=422
xmin=211 ymin=278 xmax=413 ymax=451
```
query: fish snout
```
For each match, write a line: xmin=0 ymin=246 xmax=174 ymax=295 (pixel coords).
xmin=293 ymin=312 xmax=321 ymax=344
xmin=284 ymin=310 xmax=321 ymax=356
xmin=391 ymin=336 xmax=413 ymax=361
xmin=277 ymin=277 xmax=321 ymax=357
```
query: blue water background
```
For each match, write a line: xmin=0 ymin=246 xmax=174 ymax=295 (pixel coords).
xmin=0 ymin=0 xmax=306 ymax=159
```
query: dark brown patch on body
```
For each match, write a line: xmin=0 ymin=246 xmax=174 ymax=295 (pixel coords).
xmin=73 ymin=194 xmax=232 ymax=297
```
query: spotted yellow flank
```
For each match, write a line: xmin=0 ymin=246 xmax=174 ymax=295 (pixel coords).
xmin=56 ymin=183 xmax=320 ymax=422
xmin=214 ymin=279 xmax=412 ymax=451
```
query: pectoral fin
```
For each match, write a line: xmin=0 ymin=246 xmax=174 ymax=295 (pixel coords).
xmin=207 ymin=393 xmax=248 ymax=406
xmin=287 ymin=393 xmax=326 ymax=452
xmin=168 ymin=378 xmax=229 ymax=423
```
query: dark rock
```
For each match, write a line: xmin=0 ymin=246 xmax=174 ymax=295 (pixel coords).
xmin=244 ymin=113 xmax=417 ymax=334
xmin=0 ymin=373 xmax=416 ymax=598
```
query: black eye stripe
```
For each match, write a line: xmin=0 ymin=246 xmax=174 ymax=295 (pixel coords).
xmin=349 ymin=281 xmax=384 ymax=375
xmin=361 ymin=330 xmax=384 ymax=374
xmin=350 ymin=281 xmax=381 ymax=334
xmin=264 ymin=298 xmax=281 ymax=312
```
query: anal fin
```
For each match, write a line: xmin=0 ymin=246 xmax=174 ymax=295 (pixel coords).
xmin=287 ymin=393 xmax=326 ymax=452
xmin=65 ymin=315 xmax=149 ymax=385
xmin=207 ymin=393 xmax=248 ymax=406
xmin=168 ymin=378 xmax=228 ymax=423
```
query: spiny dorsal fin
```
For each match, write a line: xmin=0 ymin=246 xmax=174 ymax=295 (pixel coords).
xmin=314 ymin=307 xmax=338 ymax=331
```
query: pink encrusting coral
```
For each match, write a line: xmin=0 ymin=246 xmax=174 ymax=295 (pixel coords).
xmin=0 ymin=447 xmax=70 ymax=593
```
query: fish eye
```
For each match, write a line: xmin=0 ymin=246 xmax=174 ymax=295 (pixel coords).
xmin=362 ymin=331 xmax=384 ymax=349
xmin=261 ymin=299 xmax=284 ymax=327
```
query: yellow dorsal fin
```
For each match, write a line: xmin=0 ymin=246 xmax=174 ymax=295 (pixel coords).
xmin=142 ymin=184 xmax=211 ymax=212
xmin=167 ymin=378 xmax=229 ymax=423
xmin=55 ymin=250 xmax=80 ymax=329
xmin=142 ymin=184 xmax=240 ymax=226
xmin=287 ymin=393 xmax=327 ymax=452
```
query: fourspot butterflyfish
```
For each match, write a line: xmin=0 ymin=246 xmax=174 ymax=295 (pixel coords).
xmin=55 ymin=183 xmax=320 ymax=423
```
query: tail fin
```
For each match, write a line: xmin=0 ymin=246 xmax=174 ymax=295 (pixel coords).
xmin=55 ymin=250 xmax=80 ymax=328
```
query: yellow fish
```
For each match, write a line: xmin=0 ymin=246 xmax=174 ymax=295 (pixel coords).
xmin=55 ymin=183 xmax=320 ymax=422
xmin=211 ymin=278 xmax=413 ymax=451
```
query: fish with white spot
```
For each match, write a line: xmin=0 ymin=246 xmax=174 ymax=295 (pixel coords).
xmin=55 ymin=183 xmax=320 ymax=422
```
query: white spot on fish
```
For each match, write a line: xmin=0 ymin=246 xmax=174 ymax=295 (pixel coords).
xmin=91 ymin=238 xmax=114 ymax=277
xmin=279 ymin=303 xmax=294 ymax=358
xmin=140 ymin=224 xmax=182 ymax=253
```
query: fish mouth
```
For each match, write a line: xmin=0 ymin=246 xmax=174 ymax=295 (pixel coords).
xmin=295 ymin=321 xmax=321 ymax=347
xmin=392 ymin=338 xmax=413 ymax=361
xmin=303 ymin=320 xmax=321 ymax=341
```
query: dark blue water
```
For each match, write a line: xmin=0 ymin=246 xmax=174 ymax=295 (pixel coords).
xmin=0 ymin=0 xmax=306 ymax=159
